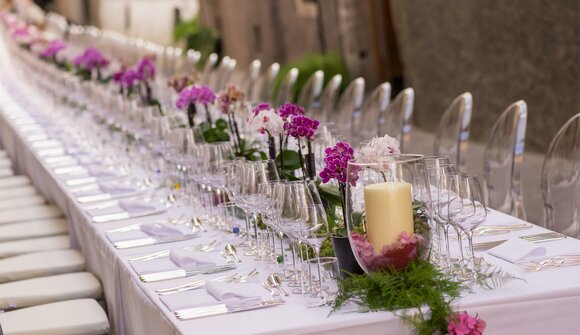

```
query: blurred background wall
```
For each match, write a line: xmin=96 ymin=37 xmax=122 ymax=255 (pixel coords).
xmin=21 ymin=0 xmax=580 ymax=153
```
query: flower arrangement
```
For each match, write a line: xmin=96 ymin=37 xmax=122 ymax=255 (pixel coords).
xmin=73 ymin=48 xmax=109 ymax=81
xmin=358 ymin=134 xmax=401 ymax=158
xmin=167 ymin=74 xmax=195 ymax=94
xmin=39 ymin=40 xmax=66 ymax=60
xmin=218 ymin=85 xmax=264 ymax=160
xmin=249 ymin=103 xmax=284 ymax=160
xmin=176 ymin=85 xmax=230 ymax=143
xmin=448 ymin=312 xmax=487 ymax=335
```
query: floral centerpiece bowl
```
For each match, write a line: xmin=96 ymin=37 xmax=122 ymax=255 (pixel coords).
xmin=345 ymin=154 xmax=432 ymax=273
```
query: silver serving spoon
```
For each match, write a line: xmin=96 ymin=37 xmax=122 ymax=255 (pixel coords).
xmin=224 ymin=244 xmax=241 ymax=262
xmin=267 ymin=274 xmax=289 ymax=296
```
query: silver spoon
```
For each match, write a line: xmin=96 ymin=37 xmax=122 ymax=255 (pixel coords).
xmin=224 ymin=244 xmax=241 ymax=262
xmin=267 ymin=274 xmax=289 ymax=296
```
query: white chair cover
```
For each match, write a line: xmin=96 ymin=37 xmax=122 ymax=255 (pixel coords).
xmin=0 ymin=272 xmax=101 ymax=310
xmin=0 ymin=194 xmax=45 ymax=211
xmin=0 ymin=167 xmax=14 ymax=178
xmin=0 ymin=205 xmax=62 ymax=225
xmin=0 ymin=185 xmax=37 ymax=201
xmin=0 ymin=175 xmax=31 ymax=190
xmin=0 ymin=218 xmax=68 ymax=242
xmin=0 ymin=235 xmax=70 ymax=258
xmin=0 ymin=249 xmax=84 ymax=283
xmin=0 ymin=299 xmax=110 ymax=335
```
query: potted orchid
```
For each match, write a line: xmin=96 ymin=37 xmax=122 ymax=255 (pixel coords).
xmin=72 ymin=47 xmax=110 ymax=82
xmin=39 ymin=40 xmax=68 ymax=70
xmin=176 ymin=85 xmax=229 ymax=143
xmin=218 ymin=85 xmax=265 ymax=161
xmin=113 ymin=57 xmax=163 ymax=115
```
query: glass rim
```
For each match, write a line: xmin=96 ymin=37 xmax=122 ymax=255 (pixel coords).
xmin=347 ymin=154 xmax=425 ymax=167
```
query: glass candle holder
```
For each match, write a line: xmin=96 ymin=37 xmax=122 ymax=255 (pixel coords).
xmin=345 ymin=154 xmax=432 ymax=273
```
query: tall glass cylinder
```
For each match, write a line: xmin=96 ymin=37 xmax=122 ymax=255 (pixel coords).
xmin=345 ymin=155 xmax=432 ymax=273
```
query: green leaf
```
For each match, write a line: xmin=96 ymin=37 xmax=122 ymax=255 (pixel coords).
xmin=317 ymin=183 xmax=342 ymax=207
xmin=275 ymin=150 xmax=301 ymax=171
xmin=215 ymin=118 xmax=228 ymax=130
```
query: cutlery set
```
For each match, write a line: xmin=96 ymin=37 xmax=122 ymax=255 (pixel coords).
xmin=472 ymin=232 xmax=567 ymax=251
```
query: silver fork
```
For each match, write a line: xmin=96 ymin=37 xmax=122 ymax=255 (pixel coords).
xmin=156 ymin=268 xmax=258 ymax=295
xmin=517 ymin=255 xmax=580 ymax=271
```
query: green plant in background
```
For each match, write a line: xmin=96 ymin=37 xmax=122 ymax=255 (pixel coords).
xmin=173 ymin=17 xmax=220 ymax=66
xmin=272 ymin=53 xmax=350 ymax=103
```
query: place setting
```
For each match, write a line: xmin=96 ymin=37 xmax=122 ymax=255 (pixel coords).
xmin=86 ymin=197 xmax=170 ymax=223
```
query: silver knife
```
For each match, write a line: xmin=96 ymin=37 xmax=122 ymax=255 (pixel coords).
xmin=114 ymin=233 xmax=197 ymax=249
xmin=92 ymin=208 xmax=167 ymax=223
xmin=139 ymin=264 xmax=237 ymax=282
xmin=78 ymin=191 xmax=144 ymax=204
xmin=55 ymin=165 xmax=86 ymax=175
xmin=175 ymin=299 xmax=285 ymax=320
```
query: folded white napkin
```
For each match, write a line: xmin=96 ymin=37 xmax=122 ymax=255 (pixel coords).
xmin=487 ymin=238 xmax=547 ymax=263
xmin=140 ymin=222 xmax=191 ymax=237
xmin=87 ymin=166 xmax=118 ymax=177
xmin=206 ymin=282 xmax=265 ymax=302
xmin=119 ymin=199 xmax=157 ymax=212
xmin=99 ymin=181 xmax=136 ymax=194
xmin=169 ymin=249 xmax=223 ymax=271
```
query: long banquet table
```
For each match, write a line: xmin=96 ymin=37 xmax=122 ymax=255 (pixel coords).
xmin=1 ymin=51 xmax=580 ymax=335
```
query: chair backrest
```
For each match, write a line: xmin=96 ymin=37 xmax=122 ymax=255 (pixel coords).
xmin=483 ymin=100 xmax=528 ymax=219
xmin=316 ymin=74 xmax=342 ymax=123
xmin=352 ymin=82 xmax=391 ymax=145
xmin=333 ymin=77 xmax=365 ymax=141
xmin=216 ymin=57 xmax=237 ymax=91
xmin=252 ymin=62 xmax=280 ymax=104
xmin=377 ymin=88 xmax=414 ymax=152
xmin=200 ymin=53 xmax=218 ymax=85
xmin=185 ymin=49 xmax=201 ymax=72
xmin=275 ymin=68 xmax=299 ymax=107
xmin=244 ymin=59 xmax=262 ymax=99
xmin=434 ymin=92 xmax=473 ymax=170
xmin=541 ymin=113 xmax=580 ymax=237
xmin=297 ymin=70 xmax=324 ymax=114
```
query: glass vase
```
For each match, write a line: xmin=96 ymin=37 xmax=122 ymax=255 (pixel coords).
xmin=345 ymin=154 xmax=432 ymax=273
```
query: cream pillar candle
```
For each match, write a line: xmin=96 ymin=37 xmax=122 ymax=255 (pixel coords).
xmin=364 ymin=181 xmax=414 ymax=254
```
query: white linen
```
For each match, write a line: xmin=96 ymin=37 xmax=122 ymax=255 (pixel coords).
xmin=487 ymin=238 xmax=546 ymax=263
xmin=169 ymin=249 xmax=223 ymax=271
xmin=206 ymin=281 xmax=265 ymax=302
xmin=99 ymin=180 xmax=137 ymax=194
xmin=141 ymin=222 xmax=192 ymax=238
xmin=87 ymin=166 xmax=120 ymax=177
xmin=119 ymin=199 xmax=159 ymax=212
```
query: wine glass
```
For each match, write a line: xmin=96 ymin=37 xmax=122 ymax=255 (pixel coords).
xmin=442 ymin=174 xmax=488 ymax=279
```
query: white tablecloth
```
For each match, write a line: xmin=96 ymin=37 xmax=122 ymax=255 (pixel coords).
xmin=1 ymin=52 xmax=579 ymax=335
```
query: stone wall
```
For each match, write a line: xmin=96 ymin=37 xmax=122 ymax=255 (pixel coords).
xmin=390 ymin=0 xmax=580 ymax=152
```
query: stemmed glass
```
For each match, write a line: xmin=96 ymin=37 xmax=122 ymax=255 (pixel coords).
xmin=441 ymin=174 xmax=488 ymax=279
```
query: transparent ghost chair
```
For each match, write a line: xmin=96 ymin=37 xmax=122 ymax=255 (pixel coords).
xmin=243 ymin=59 xmax=262 ymax=99
xmin=184 ymin=49 xmax=201 ymax=73
xmin=377 ymin=87 xmax=414 ymax=152
xmin=541 ymin=113 xmax=580 ymax=238
xmin=434 ymin=92 xmax=473 ymax=170
xmin=352 ymin=82 xmax=391 ymax=145
xmin=483 ymin=100 xmax=528 ymax=220
xmin=297 ymin=70 xmax=324 ymax=116
xmin=333 ymin=77 xmax=365 ymax=141
xmin=200 ymin=53 xmax=219 ymax=85
xmin=216 ymin=57 xmax=237 ymax=91
xmin=314 ymin=74 xmax=342 ymax=124
xmin=274 ymin=68 xmax=299 ymax=107
xmin=251 ymin=62 xmax=280 ymax=104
